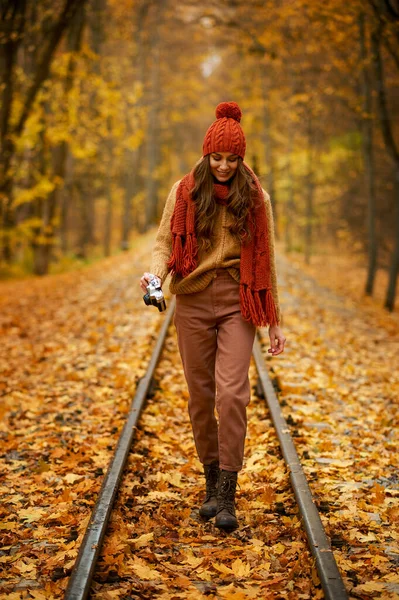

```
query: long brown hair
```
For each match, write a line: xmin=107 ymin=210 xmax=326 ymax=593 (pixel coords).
xmin=191 ymin=156 xmax=257 ymax=252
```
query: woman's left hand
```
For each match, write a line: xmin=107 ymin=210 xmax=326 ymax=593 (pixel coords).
xmin=268 ymin=325 xmax=286 ymax=356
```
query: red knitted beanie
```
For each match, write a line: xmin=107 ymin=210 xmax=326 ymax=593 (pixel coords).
xmin=202 ymin=101 xmax=246 ymax=159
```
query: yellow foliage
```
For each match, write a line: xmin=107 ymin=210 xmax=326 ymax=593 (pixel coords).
xmin=14 ymin=177 xmax=55 ymax=208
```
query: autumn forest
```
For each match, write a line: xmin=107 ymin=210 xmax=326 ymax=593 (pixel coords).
xmin=0 ymin=0 xmax=398 ymax=307
xmin=1 ymin=1 xmax=399 ymax=599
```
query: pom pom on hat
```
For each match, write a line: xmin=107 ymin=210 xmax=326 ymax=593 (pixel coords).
xmin=215 ymin=101 xmax=242 ymax=123
xmin=202 ymin=101 xmax=246 ymax=159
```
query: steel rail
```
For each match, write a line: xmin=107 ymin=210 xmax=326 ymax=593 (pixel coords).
xmin=65 ymin=297 xmax=176 ymax=600
xmin=253 ymin=334 xmax=348 ymax=600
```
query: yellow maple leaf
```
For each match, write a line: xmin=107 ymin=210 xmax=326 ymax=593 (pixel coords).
xmin=231 ymin=558 xmax=251 ymax=578
xmin=64 ymin=473 xmax=83 ymax=484
xmin=196 ymin=569 xmax=213 ymax=581
xmin=129 ymin=532 xmax=153 ymax=548
xmin=213 ymin=562 xmax=233 ymax=575
xmin=18 ymin=508 xmax=46 ymax=523
xmin=249 ymin=538 xmax=264 ymax=548
xmin=370 ymin=483 xmax=385 ymax=504
xmin=245 ymin=451 xmax=264 ymax=471
xmin=14 ymin=561 xmax=38 ymax=582
xmin=355 ymin=532 xmax=377 ymax=543
xmin=260 ymin=484 xmax=276 ymax=504
xmin=184 ymin=553 xmax=203 ymax=568
xmin=0 ymin=522 xmax=16 ymax=531
xmin=166 ymin=472 xmax=185 ymax=488
xmin=218 ymin=583 xmax=252 ymax=599
xmin=131 ymin=559 xmax=161 ymax=580
xmin=272 ymin=542 xmax=286 ymax=555
xmin=355 ymin=582 xmax=385 ymax=593
xmin=312 ymin=566 xmax=320 ymax=586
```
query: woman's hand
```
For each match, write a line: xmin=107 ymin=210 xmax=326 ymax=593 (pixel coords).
xmin=140 ymin=272 xmax=162 ymax=294
xmin=268 ymin=324 xmax=286 ymax=356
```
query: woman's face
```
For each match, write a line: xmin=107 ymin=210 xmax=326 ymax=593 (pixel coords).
xmin=209 ymin=152 xmax=239 ymax=182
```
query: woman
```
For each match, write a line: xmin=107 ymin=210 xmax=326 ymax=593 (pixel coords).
xmin=140 ymin=102 xmax=286 ymax=531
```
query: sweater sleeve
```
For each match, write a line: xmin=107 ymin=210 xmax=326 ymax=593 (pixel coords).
xmin=150 ymin=180 xmax=181 ymax=284
xmin=262 ymin=188 xmax=282 ymax=325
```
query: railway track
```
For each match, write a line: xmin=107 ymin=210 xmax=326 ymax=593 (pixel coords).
xmin=65 ymin=297 xmax=348 ymax=600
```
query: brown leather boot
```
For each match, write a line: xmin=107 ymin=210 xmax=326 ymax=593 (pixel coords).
xmin=199 ymin=461 xmax=219 ymax=518
xmin=215 ymin=470 xmax=238 ymax=531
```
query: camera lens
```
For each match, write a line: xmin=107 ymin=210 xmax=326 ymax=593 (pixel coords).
xmin=158 ymin=299 xmax=166 ymax=312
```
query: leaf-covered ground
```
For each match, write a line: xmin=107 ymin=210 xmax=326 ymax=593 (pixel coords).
xmin=90 ymin=331 xmax=318 ymax=600
xmin=259 ymin=253 xmax=399 ymax=600
xmin=1 ymin=235 xmax=398 ymax=599
xmin=0 ymin=234 xmax=167 ymax=598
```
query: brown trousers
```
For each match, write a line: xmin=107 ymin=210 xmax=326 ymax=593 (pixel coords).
xmin=174 ymin=268 xmax=256 ymax=471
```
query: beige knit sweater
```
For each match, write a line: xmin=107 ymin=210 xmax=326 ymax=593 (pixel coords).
xmin=150 ymin=179 xmax=281 ymax=324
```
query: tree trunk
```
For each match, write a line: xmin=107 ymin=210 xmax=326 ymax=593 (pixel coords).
xmin=120 ymin=0 xmax=150 ymax=249
xmin=31 ymin=4 xmax=85 ymax=275
xmin=121 ymin=141 xmax=134 ymax=251
xmin=359 ymin=12 xmax=378 ymax=297
xmin=104 ymin=117 xmax=113 ymax=257
xmin=0 ymin=1 xmax=26 ymax=263
xmin=304 ymin=113 xmax=315 ymax=266
xmin=60 ymin=152 xmax=74 ymax=254
xmin=60 ymin=180 xmax=70 ymax=254
xmin=285 ymin=128 xmax=296 ymax=253
xmin=371 ymin=20 xmax=399 ymax=311
xmin=386 ymin=169 xmax=399 ymax=311
xmin=75 ymin=181 xmax=91 ymax=259
xmin=104 ymin=179 xmax=113 ymax=257
xmin=32 ymin=111 xmax=49 ymax=275
xmin=1 ymin=0 xmax=86 ymax=265
xmin=260 ymin=62 xmax=277 ymax=238
xmin=53 ymin=3 xmax=85 ymax=259
xmin=145 ymin=0 xmax=165 ymax=230
xmin=0 ymin=0 xmax=85 ymax=263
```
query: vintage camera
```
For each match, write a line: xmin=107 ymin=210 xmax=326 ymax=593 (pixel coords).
xmin=143 ymin=275 xmax=166 ymax=312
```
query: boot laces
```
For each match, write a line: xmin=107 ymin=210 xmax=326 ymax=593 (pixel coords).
xmin=218 ymin=474 xmax=237 ymax=512
xmin=204 ymin=463 xmax=219 ymax=500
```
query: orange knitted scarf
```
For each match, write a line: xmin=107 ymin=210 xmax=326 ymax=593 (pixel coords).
xmin=167 ymin=162 xmax=279 ymax=327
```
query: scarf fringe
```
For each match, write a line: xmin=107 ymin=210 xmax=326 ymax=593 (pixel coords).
xmin=240 ymin=285 xmax=279 ymax=328
xmin=265 ymin=288 xmax=279 ymax=326
xmin=167 ymin=234 xmax=184 ymax=273
xmin=168 ymin=233 xmax=199 ymax=278
xmin=182 ymin=232 xmax=198 ymax=276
